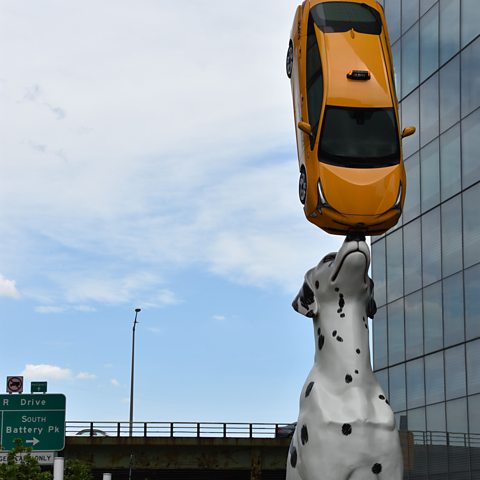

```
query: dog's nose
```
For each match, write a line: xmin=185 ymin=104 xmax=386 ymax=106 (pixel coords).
xmin=345 ymin=232 xmax=366 ymax=242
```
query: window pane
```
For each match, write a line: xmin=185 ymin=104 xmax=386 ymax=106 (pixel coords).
xmin=445 ymin=345 xmax=466 ymax=400
xmin=424 ymin=282 xmax=443 ymax=353
xmin=446 ymin=397 xmax=468 ymax=433
xmin=441 ymin=196 xmax=463 ymax=277
xmin=407 ymin=358 xmax=425 ymax=408
xmin=468 ymin=394 xmax=480 ymax=434
xmin=439 ymin=56 xmax=460 ymax=133
xmin=374 ymin=306 xmax=388 ymax=370
xmin=405 ymin=291 xmax=423 ymax=359
xmin=420 ymin=75 xmax=439 ymax=148
xmin=467 ymin=340 xmax=480 ymax=395
xmin=442 ymin=273 xmax=465 ymax=347
xmin=388 ymin=298 xmax=405 ymax=365
xmin=425 ymin=351 xmax=445 ymax=404
xmin=402 ymin=24 xmax=419 ymax=96
xmin=461 ymin=109 xmax=480 ymax=189
xmin=408 ymin=407 xmax=426 ymax=431
xmin=422 ymin=208 xmax=441 ymax=286
xmin=420 ymin=4 xmax=438 ymax=82
xmin=402 ymin=0 xmax=419 ymax=33
xmin=392 ymin=41 xmax=401 ymax=100
xmin=440 ymin=0 xmax=460 ymax=64
xmin=461 ymin=0 xmax=480 ymax=48
xmin=420 ymin=0 xmax=436 ymax=16
xmin=465 ymin=264 xmax=480 ymax=340
xmin=385 ymin=0 xmax=401 ymax=43
xmin=403 ymin=220 xmax=421 ymax=294
xmin=401 ymin=90 xmax=419 ymax=158
xmin=387 ymin=230 xmax=404 ymax=302
xmin=463 ymin=183 xmax=480 ymax=268
xmin=420 ymin=139 xmax=440 ymax=212
xmin=376 ymin=368 xmax=389 ymax=399
xmin=427 ymin=402 xmax=446 ymax=434
xmin=372 ymin=239 xmax=386 ymax=307
xmin=461 ymin=38 xmax=480 ymax=118
xmin=403 ymin=153 xmax=420 ymax=223
xmin=389 ymin=364 xmax=406 ymax=412
xmin=440 ymin=125 xmax=461 ymax=201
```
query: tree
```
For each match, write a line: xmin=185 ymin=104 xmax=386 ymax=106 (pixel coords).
xmin=64 ymin=458 xmax=93 ymax=480
xmin=0 ymin=440 xmax=52 ymax=480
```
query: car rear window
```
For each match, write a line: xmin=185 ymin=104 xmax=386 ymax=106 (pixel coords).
xmin=311 ymin=2 xmax=382 ymax=34
xmin=319 ymin=106 xmax=399 ymax=168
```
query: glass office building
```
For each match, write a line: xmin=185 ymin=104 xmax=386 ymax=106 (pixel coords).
xmin=371 ymin=0 xmax=480 ymax=445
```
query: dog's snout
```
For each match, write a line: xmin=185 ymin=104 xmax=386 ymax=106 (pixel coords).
xmin=345 ymin=232 xmax=366 ymax=242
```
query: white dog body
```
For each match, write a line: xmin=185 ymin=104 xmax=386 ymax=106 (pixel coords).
xmin=287 ymin=238 xmax=403 ymax=480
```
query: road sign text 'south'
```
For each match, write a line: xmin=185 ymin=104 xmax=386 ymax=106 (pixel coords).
xmin=0 ymin=394 xmax=66 ymax=451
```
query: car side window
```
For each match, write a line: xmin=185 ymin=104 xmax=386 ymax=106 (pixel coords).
xmin=306 ymin=15 xmax=323 ymax=150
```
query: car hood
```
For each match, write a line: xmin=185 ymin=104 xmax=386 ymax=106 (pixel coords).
xmin=319 ymin=163 xmax=401 ymax=215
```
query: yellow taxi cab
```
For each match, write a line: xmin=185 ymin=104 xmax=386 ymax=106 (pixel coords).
xmin=286 ymin=0 xmax=415 ymax=235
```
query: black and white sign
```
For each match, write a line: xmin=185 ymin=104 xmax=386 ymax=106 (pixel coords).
xmin=6 ymin=376 xmax=23 ymax=394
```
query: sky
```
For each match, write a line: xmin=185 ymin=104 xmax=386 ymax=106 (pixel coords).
xmin=0 ymin=0 xmax=347 ymax=425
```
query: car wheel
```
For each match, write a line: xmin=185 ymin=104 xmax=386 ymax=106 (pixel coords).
xmin=286 ymin=42 xmax=293 ymax=79
xmin=299 ymin=169 xmax=307 ymax=204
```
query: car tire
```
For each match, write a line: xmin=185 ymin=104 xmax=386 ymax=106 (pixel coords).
xmin=286 ymin=42 xmax=293 ymax=79
xmin=299 ymin=169 xmax=307 ymax=204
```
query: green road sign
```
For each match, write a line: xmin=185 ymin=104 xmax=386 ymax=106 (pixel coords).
xmin=0 ymin=394 xmax=66 ymax=451
xmin=31 ymin=382 xmax=47 ymax=394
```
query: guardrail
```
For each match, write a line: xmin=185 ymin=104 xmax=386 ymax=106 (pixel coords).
xmin=66 ymin=421 xmax=292 ymax=439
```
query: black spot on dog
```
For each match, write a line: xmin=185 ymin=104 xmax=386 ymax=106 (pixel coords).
xmin=301 ymin=425 xmax=309 ymax=445
xmin=356 ymin=348 xmax=361 ymax=354
xmin=317 ymin=327 xmax=321 ymax=336
xmin=318 ymin=335 xmax=325 ymax=350
xmin=355 ymin=370 xmax=359 ymax=374
xmin=337 ymin=308 xmax=342 ymax=313
xmin=335 ymin=288 xmax=339 ymax=292
xmin=365 ymin=323 xmax=368 ymax=329
xmin=345 ymin=374 xmax=353 ymax=384
xmin=305 ymin=382 xmax=314 ymax=397
xmin=336 ymin=336 xmax=343 ymax=342
xmin=306 ymin=310 xmax=315 ymax=318
xmin=340 ymin=313 xmax=345 ymax=318
xmin=315 ymin=281 xmax=319 ymax=289
xmin=372 ymin=463 xmax=382 ymax=474
xmin=300 ymin=283 xmax=315 ymax=310
xmin=290 ymin=445 xmax=297 ymax=468
xmin=340 ymin=293 xmax=344 ymax=298
xmin=342 ymin=423 xmax=352 ymax=436
xmin=386 ymin=399 xmax=390 ymax=405
xmin=339 ymin=297 xmax=345 ymax=308
xmin=379 ymin=394 xmax=385 ymax=400
xmin=332 ymin=330 xmax=337 ymax=337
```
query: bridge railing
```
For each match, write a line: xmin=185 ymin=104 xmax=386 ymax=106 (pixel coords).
xmin=66 ymin=421 xmax=291 ymax=439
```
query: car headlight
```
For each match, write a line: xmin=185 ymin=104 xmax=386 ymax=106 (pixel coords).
xmin=394 ymin=182 xmax=403 ymax=209
xmin=317 ymin=180 xmax=329 ymax=208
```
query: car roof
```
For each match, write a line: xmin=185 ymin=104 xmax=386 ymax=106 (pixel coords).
xmin=310 ymin=0 xmax=393 ymax=108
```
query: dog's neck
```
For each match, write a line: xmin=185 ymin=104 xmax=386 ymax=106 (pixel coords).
xmin=312 ymin=299 xmax=373 ymax=389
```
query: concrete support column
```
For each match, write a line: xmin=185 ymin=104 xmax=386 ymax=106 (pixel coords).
xmin=103 ymin=474 xmax=112 ymax=480
xmin=250 ymin=448 xmax=262 ymax=480
xmin=53 ymin=457 xmax=64 ymax=480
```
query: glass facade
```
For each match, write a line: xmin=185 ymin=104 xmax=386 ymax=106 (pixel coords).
xmin=372 ymin=0 xmax=479 ymax=476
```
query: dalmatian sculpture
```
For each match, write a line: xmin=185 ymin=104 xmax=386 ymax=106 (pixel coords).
xmin=287 ymin=236 xmax=403 ymax=480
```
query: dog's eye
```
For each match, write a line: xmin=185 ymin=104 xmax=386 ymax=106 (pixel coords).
xmin=322 ymin=253 xmax=336 ymax=263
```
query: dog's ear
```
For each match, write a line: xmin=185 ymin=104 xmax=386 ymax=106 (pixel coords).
xmin=367 ymin=278 xmax=377 ymax=319
xmin=292 ymin=272 xmax=318 ymax=318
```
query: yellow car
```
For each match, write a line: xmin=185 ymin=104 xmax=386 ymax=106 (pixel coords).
xmin=287 ymin=0 xmax=415 ymax=235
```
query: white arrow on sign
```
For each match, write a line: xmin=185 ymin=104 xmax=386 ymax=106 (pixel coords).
xmin=26 ymin=438 xmax=40 ymax=446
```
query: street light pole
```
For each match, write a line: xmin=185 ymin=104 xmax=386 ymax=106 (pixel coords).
xmin=129 ymin=308 xmax=141 ymax=437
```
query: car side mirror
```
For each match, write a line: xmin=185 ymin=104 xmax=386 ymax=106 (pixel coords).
xmin=298 ymin=121 xmax=313 ymax=136
xmin=401 ymin=126 xmax=416 ymax=138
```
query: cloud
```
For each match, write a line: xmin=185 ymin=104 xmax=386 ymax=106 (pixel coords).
xmin=22 ymin=364 xmax=72 ymax=380
xmin=76 ymin=372 xmax=96 ymax=380
xmin=0 ymin=275 xmax=21 ymax=299
xmin=35 ymin=306 xmax=65 ymax=314
xmin=110 ymin=379 xmax=120 ymax=387
xmin=212 ymin=315 xmax=226 ymax=321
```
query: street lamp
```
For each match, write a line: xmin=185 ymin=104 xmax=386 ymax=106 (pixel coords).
xmin=129 ymin=308 xmax=141 ymax=437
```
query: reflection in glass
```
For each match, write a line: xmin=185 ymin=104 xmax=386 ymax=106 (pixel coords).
xmin=439 ymin=0 xmax=460 ymax=65
xmin=468 ymin=395 xmax=480 ymax=435
xmin=372 ymin=239 xmax=386 ymax=307
xmin=401 ymin=90 xmax=419 ymax=159
xmin=420 ymin=0 xmax=436 ymax=16
xmin=389 ymin=364 xmax=406 ymax=412
xmin=465 ymin=264 xmax=480 ymax=340
xmin=403 ymin=154 xmax=420 ymax=222
xmin=461 ymin=0 xmax=480 ymax=48
xmin=373 ymin=307 xmax=388 ymax=370
xmin=420 ymin=4 xmax=438 ymax=82
xmin=446 ymin=397 xmax=468 ymax=433
xmin=424 ymin=282 xmax=443 ymax=353
xmin=392 ymin=41 xmax=401 ymax=100
xmin=420 ymin=76 xmax=439 ymax=148
xmin=385 ymin=0 xmax=401 ymax=43
xmin=403 ymin=220 xmax=421 ymax=294
xmin=426 ymin=403 xmax=446 ymax=439
xmin=425 ymin=352 xmax=445 ymax=405
xmin=422 ymin=208 xmax=441 ymax=286
xmin=407 ymin=358 xmax=425 ymax=408
xmin=461 ymin=38 xmax=480 ymax=118
xmin=401 ymin=0 xmax=419 ymax=34
xmin=442 ymin=273 xmax=465 ymax=347
xmin=388 ymin=299 xmax=405 ymax=365
xmin=439 ymin=56 xmax=460 ymax=134
xmin=441 ymin=196 xmax=463 ymax=277
xmin=440 ymin=125 xmax=461 ymax=201
xmin=467 ymin=340 xmax=480 ymax=395
xmin=405 ymin=291 xmax=423 ymax=359
xmin=387 ymin=230 xmax=404 ymax=302
xmin=375 ymin=369 xmax=389 ymax=400
xmin=461 ymin=109 xmax=480 ymax=189
xmin=408 ymin=407 xmax=426 ymax=431
xmin=463 ymin=183 xmax=480 ymax=268
xmin=420 ymin=139 xmax=440 ymax=212
xmin=402 ymin=24 xmax=419 ymax=96
xmin=445 ymin=345 xmax=466 ymax=400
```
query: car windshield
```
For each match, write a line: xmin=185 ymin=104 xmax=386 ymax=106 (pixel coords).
xmin=311 ymin=2 xmax=382 ymax=34
xmin=319 ymin=106 xmax=399 ymax=168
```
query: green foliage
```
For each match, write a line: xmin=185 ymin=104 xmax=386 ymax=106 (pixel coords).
xmin=64 ymin=458 xmax=93 ymax=480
